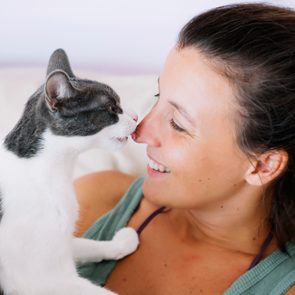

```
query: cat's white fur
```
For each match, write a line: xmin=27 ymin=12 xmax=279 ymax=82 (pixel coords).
xmin=0 ymin=111 xmax=139 ymax=295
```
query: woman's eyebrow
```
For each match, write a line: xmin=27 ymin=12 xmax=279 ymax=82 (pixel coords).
xmin=168 ymin=100 xmax=194 ymax=125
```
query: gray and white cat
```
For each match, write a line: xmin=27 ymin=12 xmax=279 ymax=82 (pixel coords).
xmin=0 ymin=49 xmax=139 ymax=295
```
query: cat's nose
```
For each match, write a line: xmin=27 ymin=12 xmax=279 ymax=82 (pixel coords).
xmin=124 ymin=107 xmax=138 ymax=122
xmin=132 ymin=114 xmax=138 ymax=122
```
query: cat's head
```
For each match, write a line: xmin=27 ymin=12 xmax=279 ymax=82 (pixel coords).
xmin=41 ymin=49 xmax=137 ymax=150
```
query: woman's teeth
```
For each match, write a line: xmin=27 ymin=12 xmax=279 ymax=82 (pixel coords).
xmin=148 ymin=158 xmax=171 ymax=173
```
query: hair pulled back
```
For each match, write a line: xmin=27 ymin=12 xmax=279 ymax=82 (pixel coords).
xmin=178 ymin=3 xmax=295 ymax=250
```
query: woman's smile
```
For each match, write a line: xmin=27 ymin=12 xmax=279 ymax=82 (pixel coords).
xmin=147 ymin=156 xmax=171 ymax=176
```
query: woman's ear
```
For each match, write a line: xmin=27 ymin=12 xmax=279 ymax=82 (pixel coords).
xmin=245 ymin=150 xmax=288 ymax=186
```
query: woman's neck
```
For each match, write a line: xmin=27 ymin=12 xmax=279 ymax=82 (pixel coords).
xmin=167 ymin=188 xmax=276 ymax=256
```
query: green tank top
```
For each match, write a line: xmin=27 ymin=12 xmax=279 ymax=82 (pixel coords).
xmin=78 ymin=177 xmax=295 ymax=294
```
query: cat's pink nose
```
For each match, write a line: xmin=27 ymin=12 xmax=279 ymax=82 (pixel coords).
xmin=124 ymin=107 xmax=138 ymax=122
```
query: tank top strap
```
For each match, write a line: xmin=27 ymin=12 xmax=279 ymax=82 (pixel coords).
xmin=136 ymin=206 xmax=167 ymax=236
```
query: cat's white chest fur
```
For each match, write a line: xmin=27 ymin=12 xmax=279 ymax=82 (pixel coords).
xmin=0 ymin=131 xmax=78 ymax=233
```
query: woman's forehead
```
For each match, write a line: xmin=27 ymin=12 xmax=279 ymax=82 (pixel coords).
xmin=160 ymin=47 xmax=237 ymax=115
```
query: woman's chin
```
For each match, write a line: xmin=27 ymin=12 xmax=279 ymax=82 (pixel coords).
xmin=142 ymin=178 xmax=170 ymax=207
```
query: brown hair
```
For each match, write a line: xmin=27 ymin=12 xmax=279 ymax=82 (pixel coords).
xmin=177 ymin=3 xmax=295 ymax=251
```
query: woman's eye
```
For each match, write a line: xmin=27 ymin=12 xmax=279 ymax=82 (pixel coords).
xmin=170 ymin=118 xmax=186 ymax=132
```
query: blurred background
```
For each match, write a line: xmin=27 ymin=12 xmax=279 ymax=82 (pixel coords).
xmin=1 ymin=0 xmax=295 ymax=74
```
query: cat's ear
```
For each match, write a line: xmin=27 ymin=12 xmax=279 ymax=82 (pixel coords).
xmin=46 ymin=48 xmax=75 ymax=77
xmin=44 ymin=70 xmax=75 ymax=112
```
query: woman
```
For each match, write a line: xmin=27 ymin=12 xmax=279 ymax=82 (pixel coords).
xmin=75 ymin=3 xmax=295 ymax=294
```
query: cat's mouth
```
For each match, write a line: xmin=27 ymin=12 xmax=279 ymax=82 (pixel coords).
xmin=114 ymin=136 xmax=128 ymax=144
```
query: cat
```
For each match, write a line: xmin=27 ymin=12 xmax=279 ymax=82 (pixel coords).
xmin=0 ymin=49 xmax=139 ymax=295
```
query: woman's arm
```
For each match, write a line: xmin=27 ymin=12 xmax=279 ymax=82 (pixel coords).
xmin=74 ymin=170 xmax=136 ymax=237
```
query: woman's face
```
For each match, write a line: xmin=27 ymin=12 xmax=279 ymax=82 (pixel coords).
xmin=134 ymin=47 xmax=251 ymax=209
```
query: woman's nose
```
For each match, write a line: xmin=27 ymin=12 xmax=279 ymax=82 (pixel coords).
xmin=132 ymin=112 xmax=161 ymax=147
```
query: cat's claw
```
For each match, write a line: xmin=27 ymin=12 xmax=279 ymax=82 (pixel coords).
xmin=111 ymin=227 xmax=139 ymax=259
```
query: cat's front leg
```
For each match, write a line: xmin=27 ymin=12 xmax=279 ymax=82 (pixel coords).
xmin=73 ymin=227 xmax=139 ymax=265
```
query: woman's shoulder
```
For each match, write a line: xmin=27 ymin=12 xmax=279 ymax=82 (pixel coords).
xmin=74 ymin=170 xmax=136 ymax=236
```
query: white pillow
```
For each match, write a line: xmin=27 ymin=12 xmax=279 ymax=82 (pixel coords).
xmin=0 ymin=67 xmax=158 ymax=178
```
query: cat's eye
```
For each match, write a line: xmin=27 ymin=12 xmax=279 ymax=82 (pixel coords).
xmin=106 ymin=104 xmax=122 ymax=114
xmin=106 ymin=105 xmax=116 ymax=113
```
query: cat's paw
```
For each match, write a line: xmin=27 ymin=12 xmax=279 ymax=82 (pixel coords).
xmin=111 ymin=227 xmax=139 ymax=259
